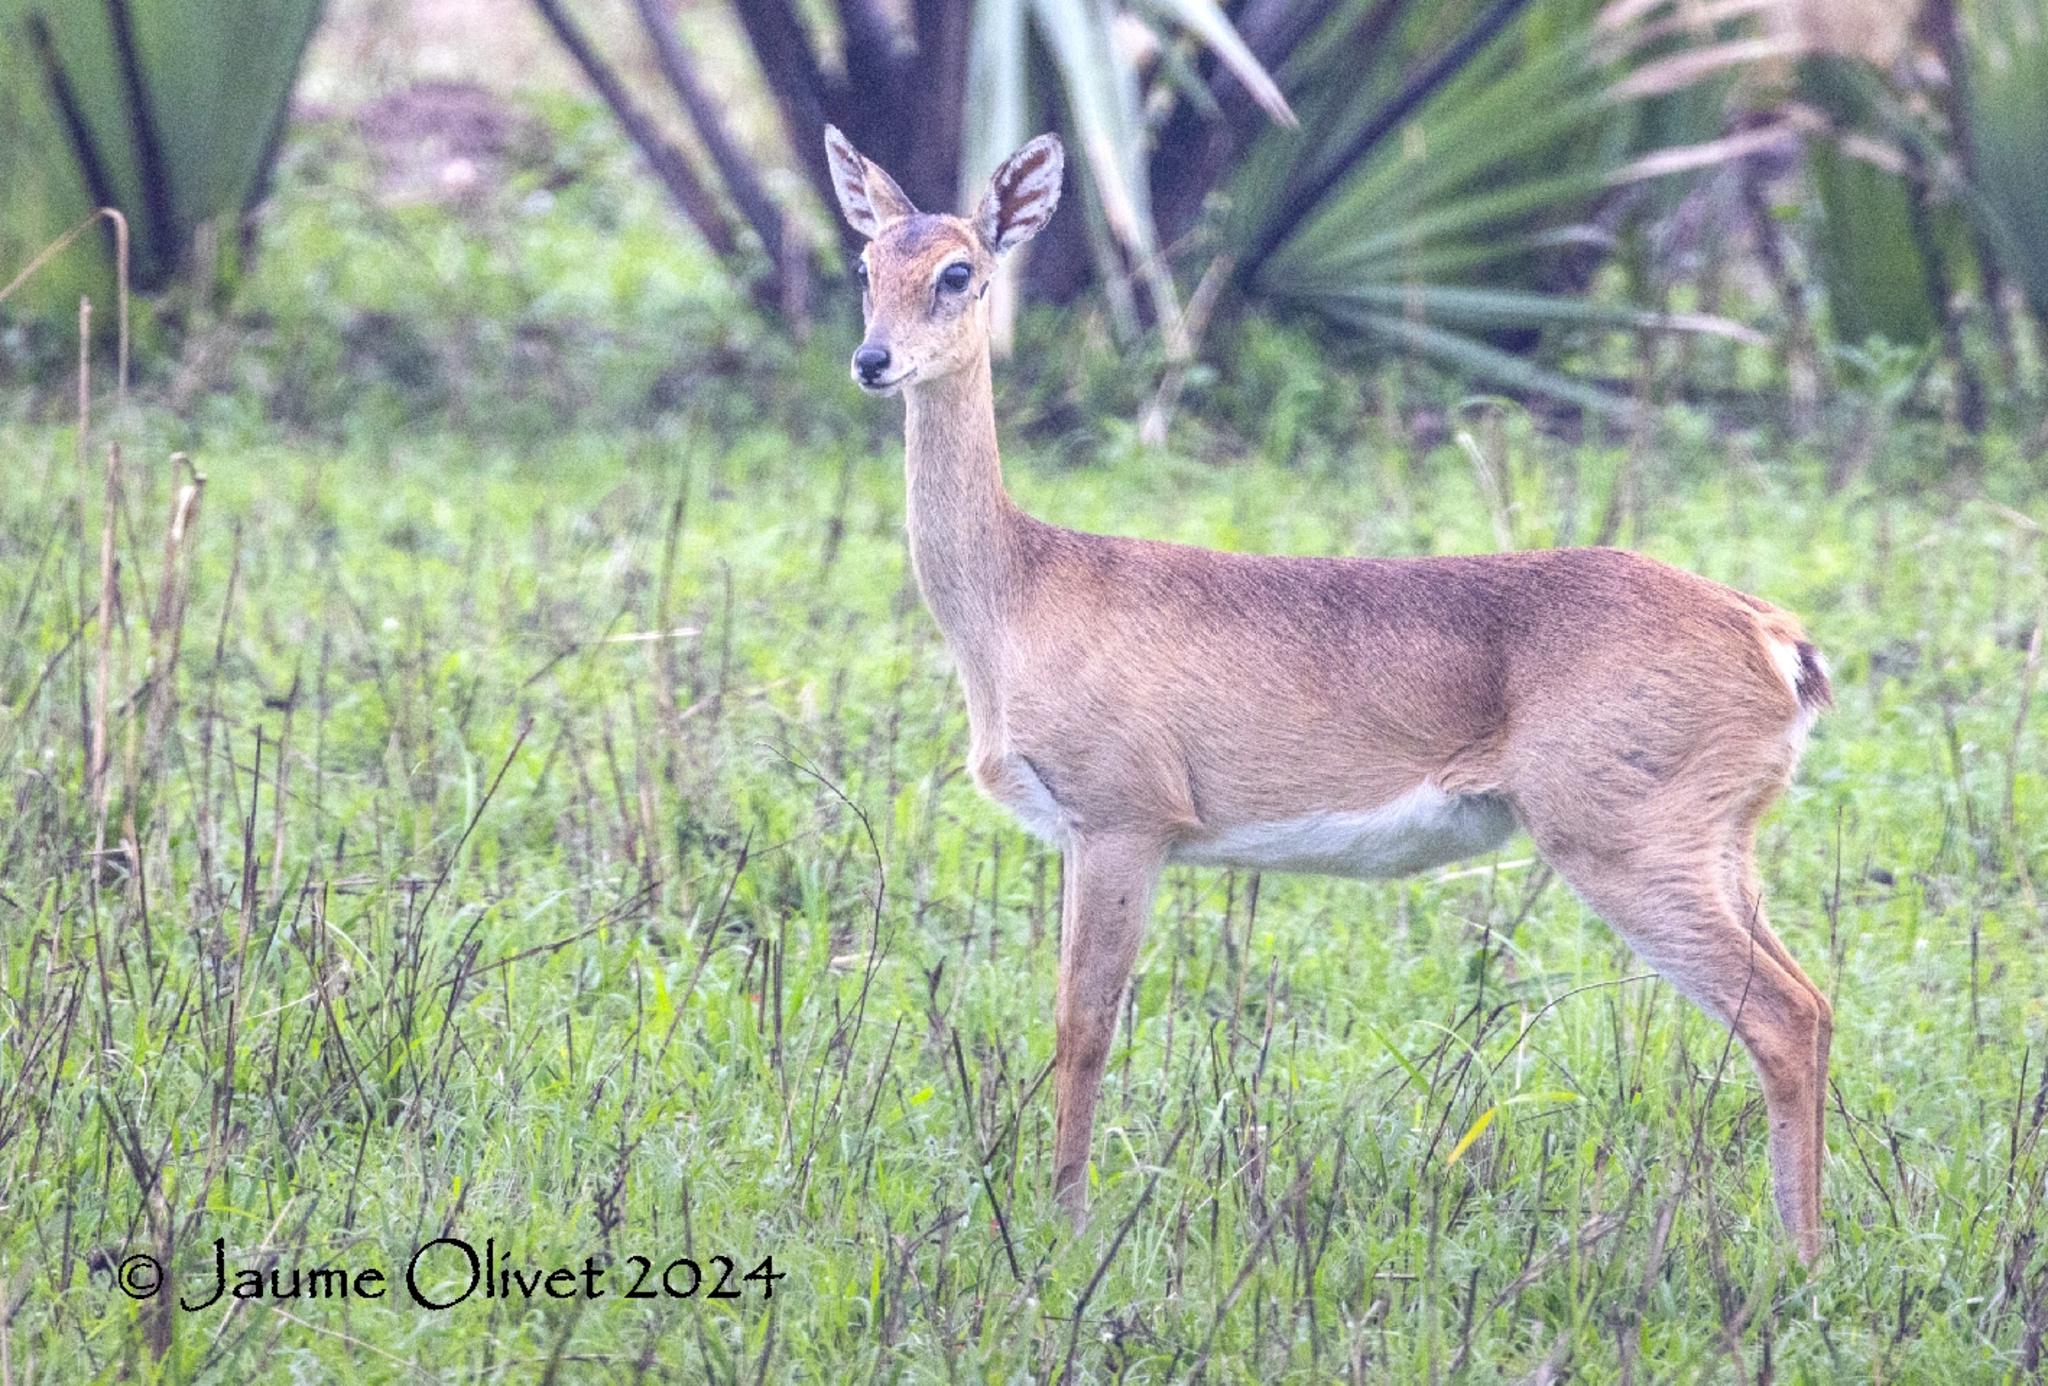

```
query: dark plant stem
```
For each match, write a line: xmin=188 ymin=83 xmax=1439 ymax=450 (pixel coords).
xmin=728 ymin=0 xmax=840 ymax=228
xmin=1022 ymin=43 xmax=1093 ymax=306
xmin=908 ymin=0 xmax=969 ymax=211
xmin=1237 ymin=0 xmax=1537 ymax=283
xmin=25 ymin=14 xmax=126 ymax=275
xmin=103 ymin=0 xmax=177 ymax=284
xmin=838 ymin=0 xmax=899 ymax=80
xmin=633 ymin=0 xmax=787 ymax=266
xmin=1738 ymin=153 xmax=1820 ymax=439
xmin=528 ymin=0 xmax=742 ymax=266
xmin=1899 ymin=134 xmax=1984 ymax=436
xmin=1922 ymin=0 xmax=2019 ymax=388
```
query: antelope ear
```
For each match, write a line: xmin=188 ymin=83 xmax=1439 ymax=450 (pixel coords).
xmin=974 ymin=133 xmax=1064 ymax=253
xmin=824 ymin=124 xmax=918 ymax=239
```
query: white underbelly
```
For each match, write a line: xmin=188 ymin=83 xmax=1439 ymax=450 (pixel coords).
xmin=1170 ymin=783 xmax=1516 ymax=879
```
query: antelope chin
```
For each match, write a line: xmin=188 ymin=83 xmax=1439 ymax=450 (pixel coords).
xmin=856 ymin=368 xmax=916 ymax=396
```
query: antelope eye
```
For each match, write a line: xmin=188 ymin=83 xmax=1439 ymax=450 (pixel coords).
xmin=938 ymin=262 xmax=972 ymax=293
xmin=854 ymin=260 xmax=869 ymax=288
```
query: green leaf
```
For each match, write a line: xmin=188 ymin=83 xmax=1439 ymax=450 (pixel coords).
xmin=0 ymin=0 xmax=319 ymax=308
xmin=1447 ymin=1090 xmax=1583 ymax=1166
xmin=1223 ymin=0 xmax=1747 ymax=409
xmin=1326 ymin=304 xmax=1639 ymax=419
xmin=1807 ymin=133 xmax=1941 ymax=348
xmin=1136 ymin=0 xmax=1295 ymax=127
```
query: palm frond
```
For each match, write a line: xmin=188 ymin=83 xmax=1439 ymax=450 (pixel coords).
xmin=1958 ymin=0 xmax=2048 ymax=320
xmin=1135 ymin=0 xmax=1296 ymax=127
xmin=1223 ymin=0 xmax=1756 ymax=410
xmin=0 ymin=0 xmax=320 ymax=302
xmin=1325 ymin=305 xmax=1640 ymax=418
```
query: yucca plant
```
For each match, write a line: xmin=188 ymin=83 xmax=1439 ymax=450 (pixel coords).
xmin=1229 ymin=1 xmax=1623 ymax=409
xmin=538 ymin=0 xmax=1772 ymax=409
xmin=0 ymin=0 xmax=321 ymax=317
xmin=527 ymin=0 xmax=1294 ymax=331
xmin=1214 ymin=0 xmax=1774 ymax=412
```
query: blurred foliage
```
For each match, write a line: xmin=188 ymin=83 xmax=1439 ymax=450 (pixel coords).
xmin=1796 ymin=0 xmax=2048 ymax=375
xmin=1957 ymin=0 xmax=2048 ymax=321
xmin=212 ymin=98 xmax=877 ymax=446
xmin=527 ymin=0 xmax=1778 ymax=409
xmin=0 ymin=0 xmax=319 ymax=315
xmin=5 ymin=0 xmax=2048 ymax=431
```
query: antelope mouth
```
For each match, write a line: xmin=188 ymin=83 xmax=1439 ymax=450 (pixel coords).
xmin=856 ymin=367 xmax=917 ymax=395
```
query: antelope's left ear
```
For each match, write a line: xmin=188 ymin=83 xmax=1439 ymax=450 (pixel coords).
xmin=824 ymin=124 xmax=918 ymax=239
xmin=973 ymin=133 xmax=1064 ymax=254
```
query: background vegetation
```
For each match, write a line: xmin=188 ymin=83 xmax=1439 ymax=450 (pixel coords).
xmin=1 ymin=0 xmax=2045 ymax=1380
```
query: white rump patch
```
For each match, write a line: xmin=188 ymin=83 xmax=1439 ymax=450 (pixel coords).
xmin=1768 ymin=636 xmax=1824 ymax=752
xmin=1170 ymin=783 xmax=1516 ymax=880
xmin=1767 ymin=637 xmax=1803 ymax=700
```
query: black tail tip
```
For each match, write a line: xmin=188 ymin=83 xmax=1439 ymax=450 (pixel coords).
xmin=1794 ymin=641 xmax=1832 ymax=710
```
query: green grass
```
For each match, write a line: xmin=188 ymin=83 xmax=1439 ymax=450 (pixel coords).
xmin=2 ymin=76 xmax=2045 ymax=1382
xmin=2 ymin=392 xmax=2044 ymax=1381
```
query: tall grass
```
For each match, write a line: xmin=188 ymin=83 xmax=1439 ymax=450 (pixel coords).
xmin=2 ymin=333 xmax=2045 ymax=1378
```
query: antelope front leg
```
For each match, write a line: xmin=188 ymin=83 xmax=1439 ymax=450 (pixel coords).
xmin=1051 ymin=832 xmax=1164 ymax=1228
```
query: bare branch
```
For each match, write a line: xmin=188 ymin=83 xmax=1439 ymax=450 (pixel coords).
xmin=631 ymin=0 xmax=792 ymax=266
xmin=728 ymin=0 xmax=840 ymax=217
xmin=529 ymin=0 xmax=741 ymax=263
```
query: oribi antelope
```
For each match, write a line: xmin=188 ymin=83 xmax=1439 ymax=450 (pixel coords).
xmin=826 ymin=125 xmax=1835 ymax=1263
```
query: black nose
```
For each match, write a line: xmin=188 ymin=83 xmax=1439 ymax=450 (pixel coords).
xmin=853 ymin=345 xmax=890 ymax=382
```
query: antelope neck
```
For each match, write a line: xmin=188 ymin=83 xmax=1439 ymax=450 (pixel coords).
xmin=901 ymin=347 xmax=1031 ymax=655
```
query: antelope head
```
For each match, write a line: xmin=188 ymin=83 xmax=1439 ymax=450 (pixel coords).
xmin=824 ymin=125 xmax=1065 ymax=394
